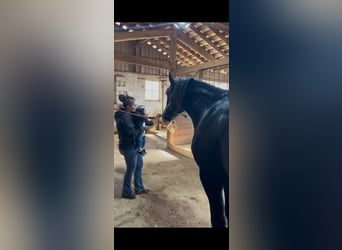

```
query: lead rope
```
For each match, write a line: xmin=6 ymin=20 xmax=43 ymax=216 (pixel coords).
xmin=114 ymin=108 xmax=149 ymax=118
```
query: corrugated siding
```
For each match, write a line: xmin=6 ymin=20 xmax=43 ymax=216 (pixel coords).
xmin=140 ymin=44 xmax=168 ymax=75
xmin=202 ymin=67 xmax=229 ymax=90
xmin=114 ymin=41 xmax=136 ymax=72
xmin=140 ymin=44 xmax=168 ymax=60
xmin=114 ymin=41 xmax=169 ymax=76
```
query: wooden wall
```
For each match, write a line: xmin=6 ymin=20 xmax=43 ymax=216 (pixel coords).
xmin=167 ymin=112 xmax=194 ymax=145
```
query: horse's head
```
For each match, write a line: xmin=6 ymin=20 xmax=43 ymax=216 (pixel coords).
xmin=162 ymin=73 xmax=188 ymax=122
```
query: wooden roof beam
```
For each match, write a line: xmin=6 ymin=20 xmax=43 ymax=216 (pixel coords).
xmin=114 ymin=29 xmax=173 ymax=42
xmin=205 ymin=23 xmax=229 ymax=34
xmin=146 ymin=40 xmax=191 ymax=67
xmin=114 ymin=52 xmax=172 ymax=69
xmin=189 ymin=24 xmax=227 ymax=58
xmin=174 ymin=57 xmax=228 ymax=75
xmin=176 ymin=31 xmax=217 ymax=61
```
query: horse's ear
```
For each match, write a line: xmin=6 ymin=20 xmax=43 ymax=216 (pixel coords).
xmin=169 ymin=72 xmax=175 ymax=87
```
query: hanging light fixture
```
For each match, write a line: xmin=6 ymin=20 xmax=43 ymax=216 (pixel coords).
xmin=174 ymin=22 xmax=190 ymax=29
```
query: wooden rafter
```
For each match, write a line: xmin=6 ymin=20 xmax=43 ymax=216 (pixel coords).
xmin=155 ymin=38 xmax=201 ymax=66
xmin=146 ymin=40 xmax=190 ymax=67
xmin=176 ymin=30 xmax=217 ymax=61
xmin=115 ymin=52 xmax=171 ymax=69
xmin=114 ymin=29 xmax=173 ymax=42
xmin=204 ymin=23 xmax=229 ymax=34
xmin=189 ymin=24 xmax=227 ymax=58
xmin=175 ymin=57 xmax=228 ymax=75
xmin=114 ymin=22 xmax=229 ymax=78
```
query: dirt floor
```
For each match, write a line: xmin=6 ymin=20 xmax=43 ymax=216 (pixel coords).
xmin=113 ymin=129 xmax=211 ymax=227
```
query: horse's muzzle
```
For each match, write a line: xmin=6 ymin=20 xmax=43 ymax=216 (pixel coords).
xmin=161 ymin=113 xmax=175 ymax=123
xmin=161 ymin=115 xmax=170 ymax=123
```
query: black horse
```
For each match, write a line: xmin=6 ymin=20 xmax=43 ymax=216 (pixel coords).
xmin=162 ymin=73 xmax=229 ymax=228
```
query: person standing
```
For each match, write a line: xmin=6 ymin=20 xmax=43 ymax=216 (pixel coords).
xmin=114 ymin=94 xmax=149 ymax=199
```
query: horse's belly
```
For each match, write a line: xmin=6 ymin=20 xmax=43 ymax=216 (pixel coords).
xmin=191 ymin=115 xmax=228 ymax=174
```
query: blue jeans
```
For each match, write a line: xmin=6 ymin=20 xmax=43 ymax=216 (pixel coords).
xmin=119 ymin=148 xmax=145 ymax=196
xmin=137 ymin=135 xmax=146 ymax=149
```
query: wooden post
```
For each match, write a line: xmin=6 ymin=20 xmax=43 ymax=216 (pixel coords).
xmin=169 ymin=30 xmax=177 ymax=75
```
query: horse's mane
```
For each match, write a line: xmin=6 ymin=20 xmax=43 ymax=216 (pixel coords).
xmin=186 ymin=77 xmax=229 ymax=97
xmin=199 ymin=78 xmax=227 ymax=90
xmin=169 ymin=76 xmax=228 ymax=109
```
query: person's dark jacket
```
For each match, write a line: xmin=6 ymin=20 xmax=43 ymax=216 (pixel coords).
xmin=114 ymin=108 xmax=140 ymax=150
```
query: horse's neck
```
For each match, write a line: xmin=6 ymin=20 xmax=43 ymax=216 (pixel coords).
xmin=183 ymin=81 xmax=226 ymax=129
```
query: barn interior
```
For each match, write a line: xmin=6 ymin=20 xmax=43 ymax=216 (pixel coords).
xmin=114 ymin=22 xmax=229 ymax=227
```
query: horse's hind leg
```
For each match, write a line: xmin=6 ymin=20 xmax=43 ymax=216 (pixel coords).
xmin=200 ymin=171 xmax=226 ymax=228
xmin=224 ymin=179 xmax=229 ymax=227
